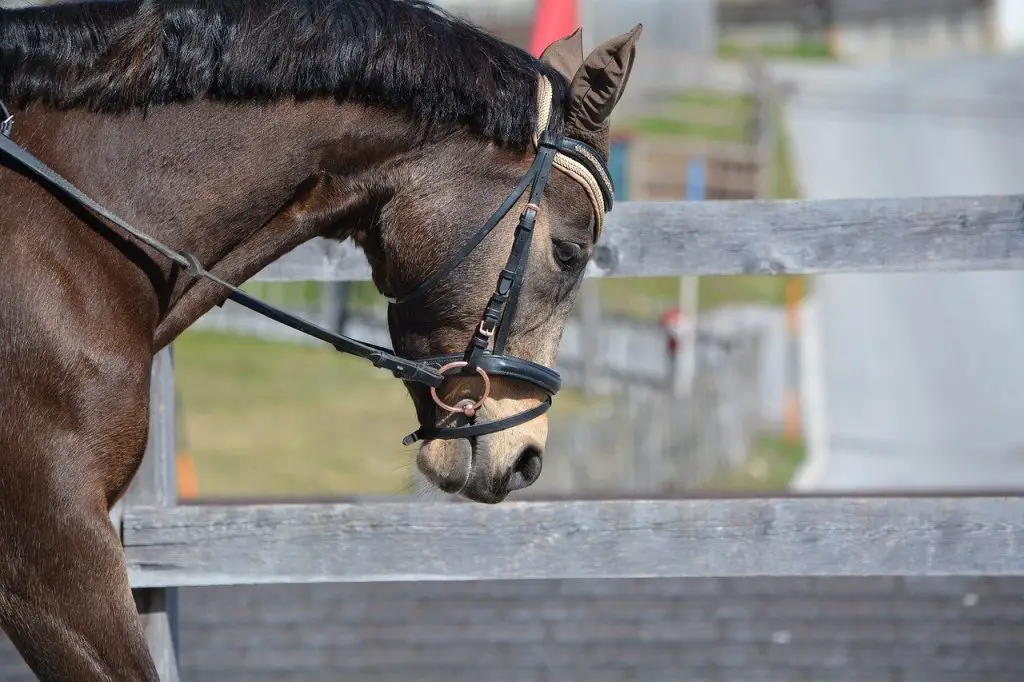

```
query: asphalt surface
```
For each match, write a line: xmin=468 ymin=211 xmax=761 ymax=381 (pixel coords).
xmin=778 ymin=54 xmax=1024 ymax=491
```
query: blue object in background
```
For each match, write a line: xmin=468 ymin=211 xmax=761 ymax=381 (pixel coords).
xmin=608 ymin=138 xmax=630 ymax=201
xmin=686 ymin=155 xmax=706 ymax=201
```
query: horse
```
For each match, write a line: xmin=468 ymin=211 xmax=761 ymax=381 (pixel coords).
xmin=0 ymin=0 xmax=641 ymax=678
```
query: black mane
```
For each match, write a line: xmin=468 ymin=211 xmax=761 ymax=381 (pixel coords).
xmin=0 ymin=0 xmax=569 ymax=148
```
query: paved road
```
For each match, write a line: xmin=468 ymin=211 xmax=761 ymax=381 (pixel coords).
xmin=777 ymin=54 xmax=1024 ymax=490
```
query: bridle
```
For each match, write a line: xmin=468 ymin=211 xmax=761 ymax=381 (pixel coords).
xmin=0 ymin=78 xmax=613 ymax=445
xmin=0 ymin=75 xmax=614 ymax=446
xmin=388 ymin=77 xmax=614 ymax=444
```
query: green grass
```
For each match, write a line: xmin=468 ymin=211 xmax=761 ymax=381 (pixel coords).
xmin=619 ymin=89 xmax=755 ymax=145
xmin=173 ymin=329 xmax=599 ymax=498
xmin=595 ymin=275 xmax=791 ymax=320
xmin=174 ymin=331 xmax=805 ymax=497
xmin=238 ymin=280 xmax=324 ymax=307
xmin=174 ymin=330 xmax=416 ymax=497
xmin=701 ymin=434 xmax=806 ymax=491
xmin=347 ymin=281 xmax=385 ymax=310
xmin=621 ymin=116 xmax=750 ymax=144
xmin=717 ymin=39 xmax=836 ymax=62
xmin=238 ymin=280 xmax=384 ymax=314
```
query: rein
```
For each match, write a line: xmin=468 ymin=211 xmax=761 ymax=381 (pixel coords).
xmin=0 ymin=99 xmax=11 ymax=138
xmin=0 ymin=78 xmax=614 ymax=446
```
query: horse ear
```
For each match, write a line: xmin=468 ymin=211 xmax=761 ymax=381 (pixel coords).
xmin=565 ymin=23 xmax=643 ymax=155
xmin=538 ymin=27 xmax=585 ymax=84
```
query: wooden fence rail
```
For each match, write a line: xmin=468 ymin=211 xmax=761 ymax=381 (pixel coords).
xmin=252 ymin=195 xmax=1024 ymax=281
xmin=118 ymin=195 xmax=1024 ymax=680
xmin=123 ymin=496 xmax=1024 ymax=588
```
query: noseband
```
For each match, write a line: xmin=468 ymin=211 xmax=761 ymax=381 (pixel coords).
xmin=0 ymin=75 xmax=614 ymax=446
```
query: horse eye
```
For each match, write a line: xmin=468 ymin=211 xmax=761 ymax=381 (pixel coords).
xmin=552 ymin=240 xmax=583 ymax=268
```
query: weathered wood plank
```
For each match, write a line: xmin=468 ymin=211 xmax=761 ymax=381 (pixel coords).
xmin=123 ymin=496 xmax=1024 ymax=587
xmin=251 ymin=195 xmax=1024 ymax=281
xmin=123 ymin=349 xmax=178 ymax=509
xmin=122 ymin=349 xmax=180 ymax=682
xmin=134 ymin=589 xmax=180 ymax=682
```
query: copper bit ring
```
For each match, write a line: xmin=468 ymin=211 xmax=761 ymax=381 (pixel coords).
xmin=430 ymin=361 xmax=491 ymax=419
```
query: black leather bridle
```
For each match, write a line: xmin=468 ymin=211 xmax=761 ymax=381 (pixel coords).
xmin=389 ymin=130 xmax=613 ymax=445
xmin=0 ymin=92 xmax=613 ymax=447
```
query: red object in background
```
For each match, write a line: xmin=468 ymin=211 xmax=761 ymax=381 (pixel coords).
xmin=659 ymin=306 xmax=685 ymax=356
xmin=528 ymin=0 xmax=580 ymax=57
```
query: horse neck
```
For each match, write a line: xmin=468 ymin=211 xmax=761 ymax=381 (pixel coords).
xmin=9 ymin=97 xmax=438 ymax=343
xmin=24 ymin=98 xmax=423 ymax=263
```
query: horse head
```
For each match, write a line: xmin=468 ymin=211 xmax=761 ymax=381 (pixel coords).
xmin=373 ymin=26 xmax=642 ymax=503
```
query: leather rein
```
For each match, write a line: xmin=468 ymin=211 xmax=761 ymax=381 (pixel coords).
xmin=0 ymin=79 xmax=614 ymax=446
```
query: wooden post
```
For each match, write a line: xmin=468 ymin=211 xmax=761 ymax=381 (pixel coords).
xmin=674 ymin=156 xmax=705 ymax=398
xmin=746 ymin=56 xmax=776 ymax=200
xmin=674 ymin=276 xmax=699 ymax=398
xmin=124 ymin=347 xmax=180 ymax=682
xmin=783 ymin=275 xmax=804 ymax=443
xmin=578 ymin=279 xmax=602 ymax=396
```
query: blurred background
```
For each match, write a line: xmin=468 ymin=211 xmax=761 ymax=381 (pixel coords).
xmin=176 ymin=0 xmax=1024 ymax=503
xmin=178 ymin=0 xmax=805 ymax=502
xmin=4 ymin=1 xmax=1024 ymax=681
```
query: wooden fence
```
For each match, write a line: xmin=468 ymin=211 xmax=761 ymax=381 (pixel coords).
xmin=114 ymin=194 xmax=1024 ymax=680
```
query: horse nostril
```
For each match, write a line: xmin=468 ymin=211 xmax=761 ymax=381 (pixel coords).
xmin=506 ymin=445 xmax=543 ymax=492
